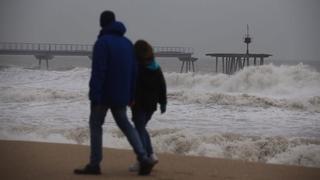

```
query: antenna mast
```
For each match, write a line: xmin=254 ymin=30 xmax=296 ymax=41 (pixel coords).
xmin=244 ymin=24 xmax=252 ymax=54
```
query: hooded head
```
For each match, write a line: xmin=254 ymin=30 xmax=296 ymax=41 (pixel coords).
xmin=98 ymin=21 xmax=126 ymax=38
xmin=100 ymin=10 xmax=115 ymax=28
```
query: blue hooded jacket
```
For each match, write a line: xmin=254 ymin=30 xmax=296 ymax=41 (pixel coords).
xmin=89 ymin=21 xmax=136 ymax=106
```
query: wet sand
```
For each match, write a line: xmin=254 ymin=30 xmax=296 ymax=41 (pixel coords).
xmin=0 ymin=140 xmax=319 ymax=180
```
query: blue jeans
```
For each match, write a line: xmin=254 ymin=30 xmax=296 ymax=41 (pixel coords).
xmin=132 ymin=109 xmax=154 ymax=157
xmin=89 ymin=105 xmax=147 ymax=166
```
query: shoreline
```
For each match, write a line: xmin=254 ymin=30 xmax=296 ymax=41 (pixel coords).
xmin=0 ymin=140 xmax=319 ymax=180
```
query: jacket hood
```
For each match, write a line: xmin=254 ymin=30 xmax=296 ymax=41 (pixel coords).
xmin=98 ymin=21 xmax=126 ymax=38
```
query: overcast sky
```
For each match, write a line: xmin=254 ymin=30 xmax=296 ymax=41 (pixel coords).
xmin=0 ymin=0 xmax=319 ymax=60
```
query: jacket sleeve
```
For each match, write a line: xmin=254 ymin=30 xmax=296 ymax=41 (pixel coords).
xmin=89 ymin=39 xmax=108 ymax=105
xmin=158 ymin=68 xmax=167 ymax=105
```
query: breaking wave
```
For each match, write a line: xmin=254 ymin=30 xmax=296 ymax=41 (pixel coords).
xmin=0 ymin=86 xmax=86 ymax=103
xmin=166 ymin=64 xmax=320 ymax=112
xmin=0 ymin=67 xmax=89 ymax=103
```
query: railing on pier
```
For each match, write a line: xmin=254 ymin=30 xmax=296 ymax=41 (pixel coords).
xmin=0 ymin=42 xmax=196 ymax=72
xmin=153 ymin=46 xmax=196 ymax=73
xmin=154 ymin=46 xmax=193 ymax=55
xmin=0 ymin=42 xmax=92 ymax=56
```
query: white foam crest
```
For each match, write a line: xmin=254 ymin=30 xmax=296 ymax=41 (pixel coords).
xmin=165 ymin=64 xmax=320 ymax=111
xmin=0 ymin=67 xmax=90 ymax=102
xmin=0 ymin=67 xmax=90 ymax=90
xmin=268 ymin=145 xmax=320 ymax=167
xmin=0 ymin=86 xmax=86 ymax=103
xmin=2 ymin=124 xmax=320 ymax=168
xmin=166 ymin=63 xmax=320 ymax=97
xmin=170 ymin=92 xmax=320 ymax=112
xmin=148 ymin=129 xmax=320 ymax=168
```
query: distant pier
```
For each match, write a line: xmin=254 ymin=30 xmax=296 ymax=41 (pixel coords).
xmin=207 ymin=25 xmax=272 ymax=74
xmin=206 ymin=53 xmax=272 ymax=74
xmin=0 ymin=42 xmax=196 ymax=72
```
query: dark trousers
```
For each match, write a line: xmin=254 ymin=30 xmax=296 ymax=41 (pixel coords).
xmin=132 ymin=109 xmax=154 ymax=157
xmin=89 ymin=105 xmax=147 ymax=166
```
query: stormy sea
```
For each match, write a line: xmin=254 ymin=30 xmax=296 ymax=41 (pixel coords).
xmin=0 ymin=57 xmax=320 ymax=168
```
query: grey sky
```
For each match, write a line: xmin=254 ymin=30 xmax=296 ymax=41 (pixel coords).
xmin=0 ymin=0 xmax=319 ymax=60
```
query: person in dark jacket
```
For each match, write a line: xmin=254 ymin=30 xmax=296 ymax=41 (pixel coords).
xmin=129 ymin=40 xmax=167 ymax=172
xmin=74 ymin=11 xmax=155 ymax=176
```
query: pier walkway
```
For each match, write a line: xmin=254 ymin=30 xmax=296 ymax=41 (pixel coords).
xmin=0 ymin=42 xmax=196 ymax=72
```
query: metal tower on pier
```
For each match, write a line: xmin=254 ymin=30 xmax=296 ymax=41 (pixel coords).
xmin=243 ymin=24 xmax=252 ymax=55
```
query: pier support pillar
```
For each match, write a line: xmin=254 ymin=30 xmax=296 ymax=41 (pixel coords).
xmin=179 ymin=56 xmax=197 ymax=73
xmin=180 ymin=61 xmax=184 ymax=73
xmin=234 ymin=57 xmax=238 ymax=72
xmin=226 ymin=57 xmax=229 ymax=74
xmin=260 ymin=57 xmax=264 ymax=65
xmin=222 ymin=57 xmax=225 ymax=73
xmin=242 ymin=57 xmax=246 ymax=69
xmin=35 ymin=54 xmax=54 ymax=70
xmin=192 ymin=58 xmax=196 ymax=72
xmin=215 ymin=57 xmax=218 ymax=73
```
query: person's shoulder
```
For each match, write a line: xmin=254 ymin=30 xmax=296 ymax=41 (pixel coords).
xmin=93 ymin=38 xmax=111 ymax=52
xmin=155 ymin=67 xmax=163 ymax=73
xmin=95 ymin=36 xmax=109 ymax=45
xmin=148 ymin=67 xmax=163 ymax=77
xmin=122 ymin=36 xmax=133 ymax=46
xmin=101 ymin=34 xmax=133 ymax=46
xmin=156 ymin=68 xmax=165 ymax=78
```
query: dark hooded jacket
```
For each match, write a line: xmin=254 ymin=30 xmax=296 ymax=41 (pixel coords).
xmin=134 ymin=60 xmax=167 ymax=112
xmin=89 ymin=21 xmax=136 ymax=106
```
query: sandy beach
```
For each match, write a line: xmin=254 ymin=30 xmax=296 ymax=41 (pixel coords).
xmin=0 ymin=140 xmax=319 ymax=180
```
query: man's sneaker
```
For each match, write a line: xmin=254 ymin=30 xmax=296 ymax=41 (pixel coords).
xmin=130 ymin=154 xmax=159 ymax=172
xmin=74 ymin=164 xmax=101 ymax=175
xmin=150 ymin=154 xmax=159 ymax=164
xmin=138 ymin=158 xmax=155 ymax=176
xmin=128 ymin=161 xmax=140 ymax=172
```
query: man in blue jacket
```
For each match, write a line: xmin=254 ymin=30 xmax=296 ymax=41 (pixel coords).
xmin=74 ymin=10 xmax=154 ymax=176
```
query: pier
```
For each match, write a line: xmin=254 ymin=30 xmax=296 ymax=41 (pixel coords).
xmin=0 ymin=42 xmax=196 ymax=72
xmin=206 ymin=53 xmax=272 ymax=74
xmin=207 ymin=25 xmax=272 ymax=74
